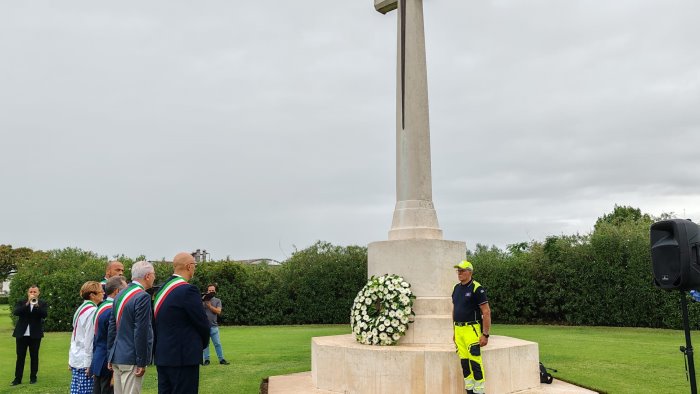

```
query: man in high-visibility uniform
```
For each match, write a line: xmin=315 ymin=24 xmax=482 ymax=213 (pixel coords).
xmin=452 ymin=260 xmax=491 ymax=394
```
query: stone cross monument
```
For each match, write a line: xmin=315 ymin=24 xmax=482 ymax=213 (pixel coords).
xmin=378 ymin=0 xmax=443 ymax=242
xmin=306 ymin=1 xmax=542 ymax=392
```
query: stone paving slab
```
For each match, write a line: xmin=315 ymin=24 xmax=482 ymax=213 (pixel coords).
xmin=268 ymin=371 xmax=598 ymax=394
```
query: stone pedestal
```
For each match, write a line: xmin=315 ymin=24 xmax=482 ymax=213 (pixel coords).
xmin=368 ymin=238 xmax=465 ymax=345
xmin=311 ymin=334 xmax=540 ymax=394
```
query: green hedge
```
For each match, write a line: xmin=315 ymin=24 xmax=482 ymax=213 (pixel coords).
xmin=9 ymin=242 xmax=367 ymax=331
xmin=0 ymin=295 xmax=8 ymax=305
xmin=473 ymin=207 xmax=698 ymax=330
xmin=7 ymin=206 xmax=694 ymax=331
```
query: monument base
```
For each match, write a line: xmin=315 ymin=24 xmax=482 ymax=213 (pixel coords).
xmin=268 ymin=371 xmax=597 ymax=394
xmin=309 ymin=334 xmax=540 ymax=394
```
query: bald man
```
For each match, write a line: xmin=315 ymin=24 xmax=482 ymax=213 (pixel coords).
xmin=101 ymin=261 xmax=125 ymax=298
xmin=153 ymin=252 xmax=210 ymax=394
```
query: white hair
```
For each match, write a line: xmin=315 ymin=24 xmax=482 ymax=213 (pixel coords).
xmin=131 ymin=260 xmax=154 ymax=281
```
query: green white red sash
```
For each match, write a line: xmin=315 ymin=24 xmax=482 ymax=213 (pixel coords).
xmin=72 ymin=301 xmax=97 ymax=339
xmin=114 ymin=282 xmax=145 ymax=328
xmin=93 ymin=300 xmax=113 ymax=335
xmin=153 ymin=276 xmax=188 ymax=318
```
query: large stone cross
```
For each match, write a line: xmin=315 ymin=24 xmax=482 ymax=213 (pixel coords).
xmin=374 ymin=0 xmax=443 ymax=241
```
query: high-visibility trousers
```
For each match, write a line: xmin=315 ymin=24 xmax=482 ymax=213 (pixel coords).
xmin=454 ymin=323 xmax=486 ymax=394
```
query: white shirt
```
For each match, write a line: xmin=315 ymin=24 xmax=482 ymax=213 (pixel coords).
xmin=68 ymin=302 xmax=97 ymax=369
xmin=23 ymin=304 xmax=34 ymax=336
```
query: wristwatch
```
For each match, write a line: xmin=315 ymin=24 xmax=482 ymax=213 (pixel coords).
xmin=483 ymin=333 xmax=490 ymax=338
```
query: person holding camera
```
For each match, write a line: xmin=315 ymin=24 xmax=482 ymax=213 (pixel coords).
xmin=12 ymin=285 xmax=48 ymax=386
xmin=202 ymin=284 xmax=229 ymax=366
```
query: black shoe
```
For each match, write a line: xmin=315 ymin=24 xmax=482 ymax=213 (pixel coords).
xmin=30 ymin=379 xmax=37 ymax=384
xmin=203 ymin=360 xmax=210 ymax=366
xmin=11 ymin=381 xmax=20 ymax=386
xmin=219 ymin=359 xmax=230 ymax=365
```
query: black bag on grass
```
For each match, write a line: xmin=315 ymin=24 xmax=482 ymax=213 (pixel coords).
xmin=539 ymin=362 xmax=556 ymax=384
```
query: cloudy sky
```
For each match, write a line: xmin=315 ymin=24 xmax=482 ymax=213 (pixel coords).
xmin=1 ymin=0 xmax=698 ymax=262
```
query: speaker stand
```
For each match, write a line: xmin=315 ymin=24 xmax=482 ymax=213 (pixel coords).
xmin=680 ymin=291 xmax=697 ymax=394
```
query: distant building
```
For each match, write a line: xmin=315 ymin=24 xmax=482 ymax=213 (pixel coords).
xmin=192 ymin=249 xmax=210 ymax=263
xmin=1 ymin=272 xmax=15 ymax=295
xmin=239 ymin=258 xmax=282 ymax=266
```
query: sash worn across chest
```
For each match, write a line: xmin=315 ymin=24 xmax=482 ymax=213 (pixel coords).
xmin=93 ymin=300 xmax=113 ymax=335
xmin=114 ymin=283 xmax=145 ymax=328
xmin=72 ymin=301 xmax=97 ymax=339
xmin=153 ymin=276 xmax=188 ymax=319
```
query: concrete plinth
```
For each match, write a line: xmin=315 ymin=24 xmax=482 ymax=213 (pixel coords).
xmin=310 ymin=334 xmax=540 ymax=394
xmin=368 ymin=238 xmax=465 ymax=345
xmin=269 ymin=372 xmax=597 ymax=394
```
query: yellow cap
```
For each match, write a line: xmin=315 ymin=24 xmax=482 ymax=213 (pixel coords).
xmin=454 ymin=260 xmax=473 ymax=271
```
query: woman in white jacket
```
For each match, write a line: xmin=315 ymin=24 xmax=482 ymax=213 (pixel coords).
xmin=69 ymin=281 xmax=104 ymax=394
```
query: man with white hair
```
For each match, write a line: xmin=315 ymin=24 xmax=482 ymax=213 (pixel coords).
xmin=107 ymin=261 xmax=155 ymax=394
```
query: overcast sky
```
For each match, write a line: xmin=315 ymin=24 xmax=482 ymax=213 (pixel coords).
xmin=1 ymin=0 xmax=698 ymax=262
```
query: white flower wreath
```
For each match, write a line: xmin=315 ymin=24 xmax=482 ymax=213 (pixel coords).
xmin=350 ymin=274 xmax=415 ymax=346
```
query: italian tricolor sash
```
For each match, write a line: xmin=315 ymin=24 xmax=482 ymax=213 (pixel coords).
xmin=114 ymin=283 xmax=145 ymax=328
xmin=153 ymin=276 xmax=188 ymax=319
xmin=72 ymin=301 xmax=97 ymax=339
xmin=93 ymin=300 xmax=113 ymax=335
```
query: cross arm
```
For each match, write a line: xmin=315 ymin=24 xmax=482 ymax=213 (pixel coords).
xmin=375 ymin=0 xmax=397 ymax=14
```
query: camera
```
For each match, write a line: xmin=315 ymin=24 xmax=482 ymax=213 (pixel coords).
xmin=202 ymin=292 xmax=215 ymax=302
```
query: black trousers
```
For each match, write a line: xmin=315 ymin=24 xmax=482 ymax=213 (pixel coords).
xmin=156 ymin=365 xmax=199 ymax=394
xmin=15 ymin=336 xmax=42 ymax=383
xmin=92 ymin=373 xmax=113 ymax=394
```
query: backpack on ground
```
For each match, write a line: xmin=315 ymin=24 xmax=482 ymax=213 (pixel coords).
xmin=539 ymin=362 xmax=556 ymax=384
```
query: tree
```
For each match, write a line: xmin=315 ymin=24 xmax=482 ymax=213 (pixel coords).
xmin=594 ymin=205 xmax=653 ymax=230
xmin=0 ymin=245 xmax=34 ymax=282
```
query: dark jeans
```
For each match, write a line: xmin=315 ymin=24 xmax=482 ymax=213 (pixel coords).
xmin=15 ymin=336 xmax=41 ymax=383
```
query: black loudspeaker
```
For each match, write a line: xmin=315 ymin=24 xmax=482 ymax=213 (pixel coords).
xmin=650 ymin=219 xmax=700 ymax=290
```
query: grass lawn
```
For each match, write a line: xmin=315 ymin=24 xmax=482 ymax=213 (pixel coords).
xmin=0 ymin=305 xmax=348 ymax=393
xmin=2 ymin=304 xmax=699 ymax=393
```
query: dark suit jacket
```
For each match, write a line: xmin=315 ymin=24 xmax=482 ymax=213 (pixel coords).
xmin=12 ymin=300 xmax=48 ymax=339
xmin=107 ymin=289 xmax=153 ymax=367
xmin=154 ymin=276 xmax=210 ymax=367
xmin=91 ymin=302 xmax=113 ymax=376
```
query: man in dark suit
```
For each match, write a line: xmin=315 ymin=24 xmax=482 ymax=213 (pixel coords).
xmin=153 ymin=252 xmax=210 ymax=394
xmin=107 ymin=261 xmax=155 ymax=394
xmin=92 ymin=276 xmax=127 ymax=394
xmin=12 ymin=285 xmax=48 ymax=386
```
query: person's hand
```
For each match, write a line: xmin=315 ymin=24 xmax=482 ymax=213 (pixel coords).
xmin=479 ymin=335 xmax=488 ymax=347
xmin=134 ymin=367 xmax=146 ymax=377
xmin=107 ymin=363 xmax=113 ymax=371
xmin=86 ymin=367 xmax=91 ymax=377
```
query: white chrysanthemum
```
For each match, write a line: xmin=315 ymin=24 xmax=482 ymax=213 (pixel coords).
xmin=350 ymin=274 xmax=414 ymax=346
